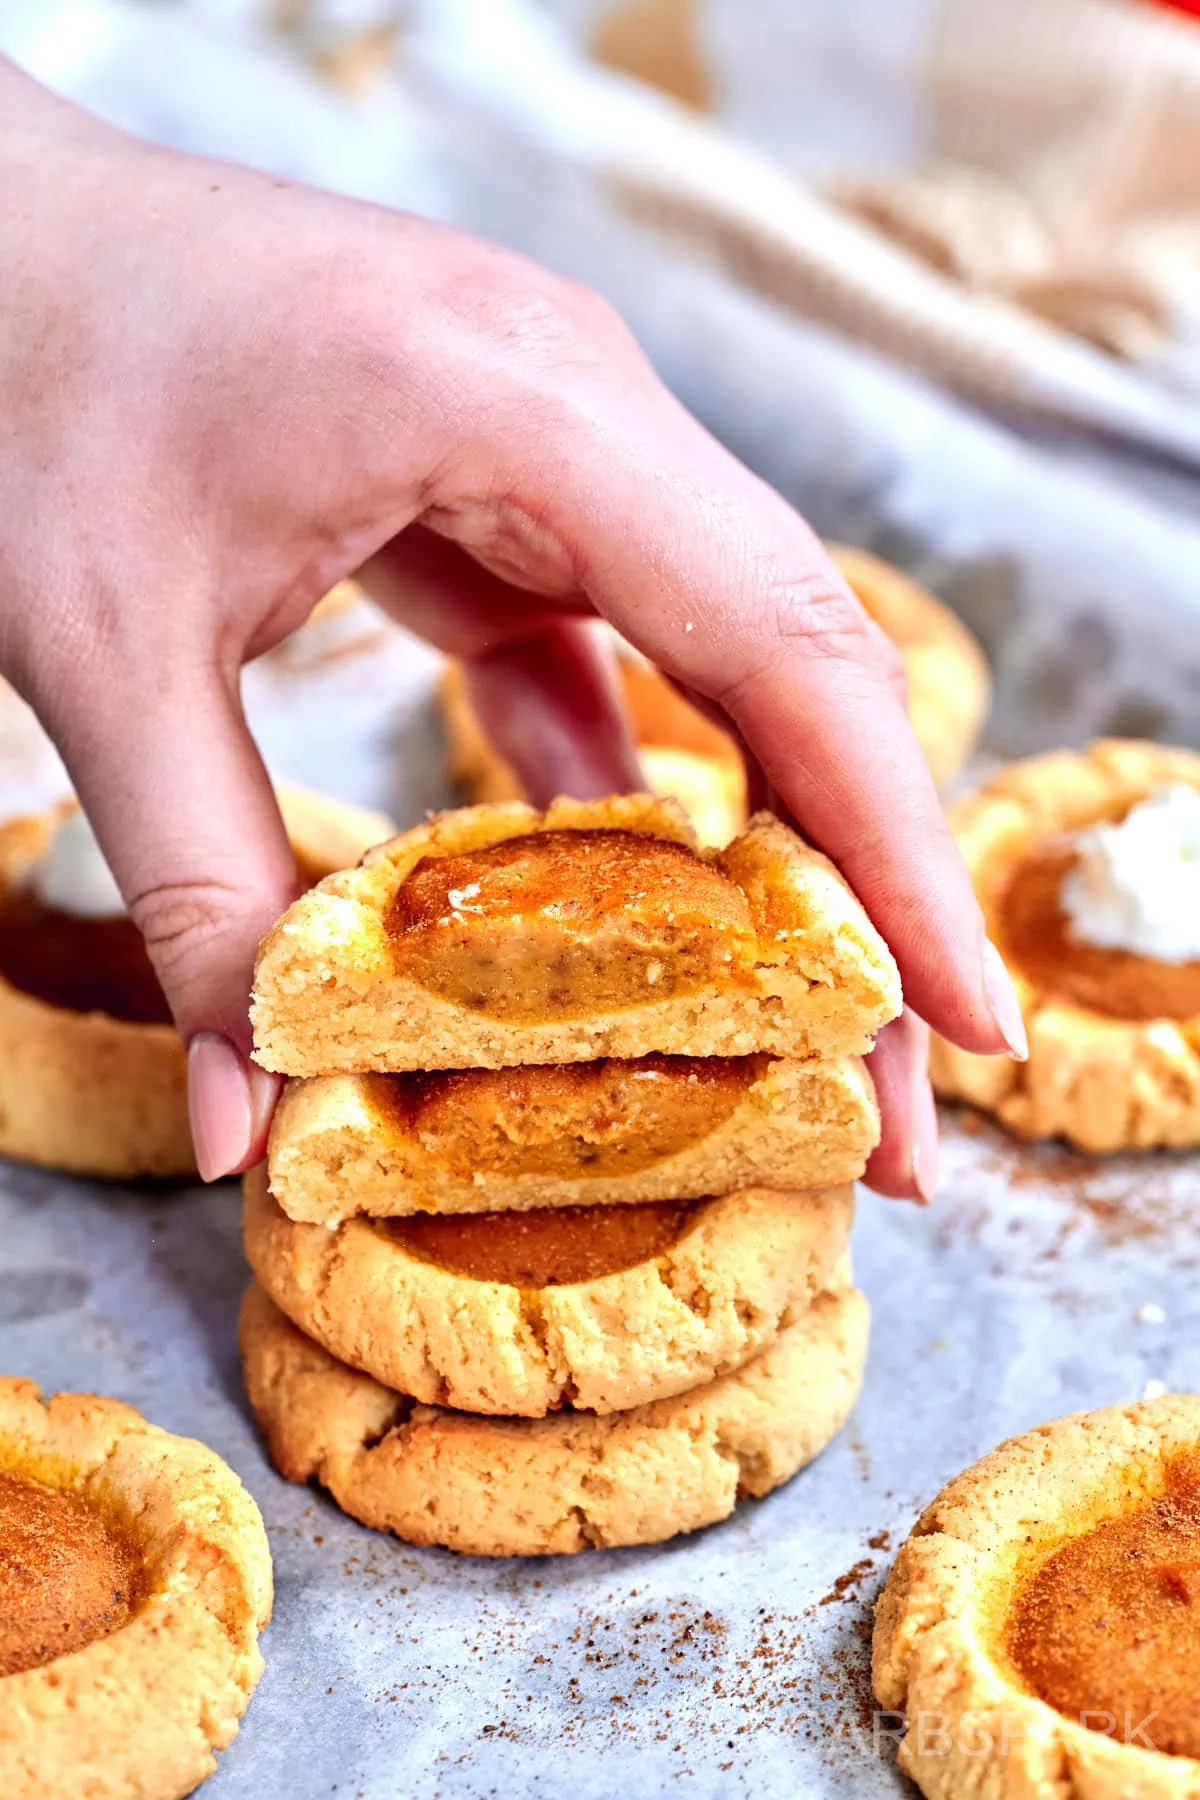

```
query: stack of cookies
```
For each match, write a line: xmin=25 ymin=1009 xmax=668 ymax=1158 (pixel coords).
xmin=240 ymin=794 xmax=900 ymax=1556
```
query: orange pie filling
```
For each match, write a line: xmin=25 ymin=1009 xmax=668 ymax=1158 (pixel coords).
xmin=386 ymin=829 xmax=758 ymax=1022
xmin=383 ymin=1197 xmax=697 ymax=1287
xmin=997 ymin=840 xmax=1200 ymax=1023
xmin=369 ymin=1053 xmax=763 ymax=1178
xmin=0 ymin=1469 xmax=140 ymax=1676
xmin=1006 ymin=1452 xmax=1200 ymax=1757
xmin=0 ymin=892 xmax=172 ymax=1026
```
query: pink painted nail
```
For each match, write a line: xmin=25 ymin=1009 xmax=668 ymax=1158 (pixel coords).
xmin=982 ymin=938 xmax=1029 ymax=1060
xmin=187 ymin=1032 xmax=273 ymax=1182
xmin=911 ymin=1078 xmax=939 ymax=1207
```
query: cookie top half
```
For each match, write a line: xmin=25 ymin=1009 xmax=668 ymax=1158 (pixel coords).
xmin=251 ymin=794 xmax=901 ymax=1075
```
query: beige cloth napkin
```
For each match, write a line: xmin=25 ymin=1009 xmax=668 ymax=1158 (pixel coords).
xmin=589 ymin=0 xmax=1200 ymax=369
xmin=9 ymin=0 xmax=1200 ymax=749
xmin=262 ymin=0 xmax=1200 ymax=460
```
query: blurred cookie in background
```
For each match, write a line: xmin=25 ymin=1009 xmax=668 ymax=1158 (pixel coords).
xmin=439 ymin=640 xmax=747 ymax=848
xmin=827 ymin=544 xmax=990 ymax=790
xmin=932 ymin=740 xmax=1200 ymax=1151
xmin=0 ymin=784 xmax=394 ymax=1180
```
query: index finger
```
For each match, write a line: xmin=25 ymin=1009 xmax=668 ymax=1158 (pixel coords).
xmin=525 ymin=391 xmax=1024 ymax=1059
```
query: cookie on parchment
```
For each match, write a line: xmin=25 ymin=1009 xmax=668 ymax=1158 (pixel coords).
xmin=874 ymin=1395 xmax=1200 ymax=1800
xmin=931 ymin=740 xmax=1200 ymax=1151
xmin=239 ymin=1276 xmax=867 ymax=1556
xmin=0 ymin=1378 xmax=271 ymax=1800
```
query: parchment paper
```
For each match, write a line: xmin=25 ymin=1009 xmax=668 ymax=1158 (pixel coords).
xmin=0 ymin=622 xmax=1195 ymax=1798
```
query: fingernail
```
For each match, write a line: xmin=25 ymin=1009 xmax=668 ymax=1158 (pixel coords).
xmin=981 ymin=938 xmax=1029 ymax=1061
xmin=247 ymin=1058 xmax=282 ymax=1159
xmin=188 ymin=1032 xmax=269 ymax=1182
xmin=911 ymin=1078 xmax=939 ymax=1207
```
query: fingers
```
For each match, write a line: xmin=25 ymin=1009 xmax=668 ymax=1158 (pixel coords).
xmin=36 ymin=658 xmax=295 ymax=1180
xmin=507 ymin=398 xmax=1023 ymax=1060
xmin=862 ymin=1012 xmax=938 ymax=1204
xmin=363 ymin=529 xmax=642 ymax=803
xmin=464 ymin=623 xmax=644 ymax=805
xmin=362 ymin=525 xmax=594 ymax=658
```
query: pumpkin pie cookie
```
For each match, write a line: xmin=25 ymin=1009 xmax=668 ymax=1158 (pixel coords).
xmin=0 ymin=783 xmax=393 ymax=1179
xmin=239 ymin=1273 xmax=867 ymax=1556
xmin=251 ymin=794 xmax=901 ymax=1076
xmin=827 ymin=545 xmax=989 ymax=788
xmin=243 ymin=1160 xmax=852 ymax=1415
xmin=439 ymin=648 xmax=747 ymax=847
xmin=931 ymin=741 xmax=1200 ymax=1151
xmin=874 ymin=1395 xmax=1200 ymax=1800
xmin=0 ymin=1377 xmax=271 ymax=1800
xmin=267 ymin=1052 xmax=878 ymax=1224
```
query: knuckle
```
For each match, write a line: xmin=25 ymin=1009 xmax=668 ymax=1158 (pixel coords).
xmin=717 ymin=566 xmax=879 ymax=709
xmin=128 ymin=878 xmax=241 ymax=1002
xmin=763 ymin=569 xmax=876 ymax=658
xmin=457 ymin=254 xmax=632 ymax=373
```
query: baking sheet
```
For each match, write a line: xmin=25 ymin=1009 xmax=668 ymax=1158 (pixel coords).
xmin=1 ymin=626 xmax=1196 ymax=1799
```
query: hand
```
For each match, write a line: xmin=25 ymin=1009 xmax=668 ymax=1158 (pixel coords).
xmin=0 ymin=62 xmax=1025 ymax=1191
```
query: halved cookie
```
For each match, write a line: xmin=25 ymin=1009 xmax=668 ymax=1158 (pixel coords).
xmin=0 ymin=784 xmax=393 ymax=1178
xmin=874 ymin=1396 xmax=1200 ymax=1800
xmin=931 ymin=740 xmax=1200 ymax=1150
xmin=439 ymin=651 xmax=747 ymax=847
xmin=827 ymin=544 xmax=990 ymax=789
xmin=251 ymin=794 xmax=901 ymax=1075
xmin=239 ymin=1276 xmax=867 ymax=1556
xmin=243 ymin=1161 xmax=852 ymax=1415
xmin=0 ymin=1378 xmax=271 ymax=1799
xmin=267 ymin=1052 xmax=878 ymax=1224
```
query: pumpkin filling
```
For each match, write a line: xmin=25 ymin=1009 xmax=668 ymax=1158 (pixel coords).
xmin=0 ymin=892 xmax=170 ymax=1025
xmin=370 ymin=1053 xmax=762 ymax=1178
xmin=0 ymin=1470 xmax=139 ymax=1676
xmin=1007 ymin=1452 xmax=1200 ymax=1757
xmin=0 ymin=848 xmax=328 ymax=1026
xmin=997 ymin=842 xmax=1200 ymax=1022
xmin=386 ymin=829 xmax=757 ymax=1022
xmin=383 ymin=1197 xmax=697 ymax=1287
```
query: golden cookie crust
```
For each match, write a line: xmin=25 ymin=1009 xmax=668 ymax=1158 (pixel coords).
xmin=0 ymin=1377 xmax=272 ymax=1800
xmin=439 ymin=655 xmax=747 ymax=847
xmin=930 ymin=740 xmax=1200 ymax=1151
xmin=267 ymin=1052 xmax=878 ymax=1223
xmin=240 ymin=1275 xmax=867 ymax=1556
xmin=0 ymin=784 xmax=393 ymax=1179
xmin=251 ymin=794 xmax=901 ymax=1075
xmin=827 ymin=545 xmax=990 ymax=788
xmin=873 ymin=1396 xmax=1200 ymax=1800
xmin=243 ymin=1162 xmax=853 ymax=1415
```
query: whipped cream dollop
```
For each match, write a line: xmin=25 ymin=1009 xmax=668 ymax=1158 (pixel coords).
xmin=1061 ymin=783 xmax=1200 ymax=963
xmin=32 ymin=809 xmax=126 ymax=919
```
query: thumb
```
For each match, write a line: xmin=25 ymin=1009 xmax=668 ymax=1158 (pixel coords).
xmin=40 ymin=666 xmax=295 ymax=1181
